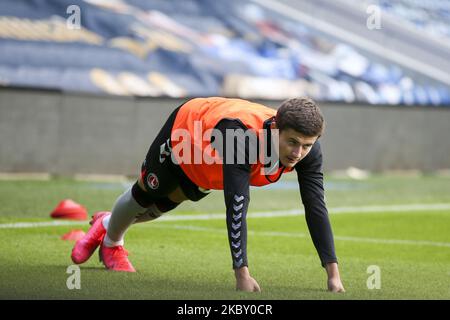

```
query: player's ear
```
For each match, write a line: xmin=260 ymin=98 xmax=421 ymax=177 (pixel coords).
xmin=270 ymin=121 xmax=277 ymax=130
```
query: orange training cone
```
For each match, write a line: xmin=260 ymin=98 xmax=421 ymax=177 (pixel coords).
xmin=61 ymin=230 xmax=86 ymax=241
xmin=50 ymin=199 xmax=88 ymax=220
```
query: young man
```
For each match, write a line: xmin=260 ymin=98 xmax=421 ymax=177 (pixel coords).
xmin=71 ymin=97 xmax=345 ymax=293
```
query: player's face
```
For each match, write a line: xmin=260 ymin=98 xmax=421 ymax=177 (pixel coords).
xmin=278 ymin=128 xmax=318 ymax=168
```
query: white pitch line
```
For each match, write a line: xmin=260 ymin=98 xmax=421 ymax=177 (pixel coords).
xmin=1 ymin=203 xmax=450 ymax=229
xmin=160 ymin=203 xmax=450 ymax=221
xmin=147 ymin=224 xmax=450 ymax=248
xmin=0 ymin=220 xmax=85 ymax=229
xmin=328 ymin=203 xmax=450 ymax=214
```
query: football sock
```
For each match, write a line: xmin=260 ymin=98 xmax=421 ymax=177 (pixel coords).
xmin=134 ymin=203 xmax=163 ymax=223
xmin=134 ymin=198 xmax=180 ymax=223
xmin=103 ymin=185 xmax=147 ymax=247
xmin=102 ymin=184 xmax=181 ymax=247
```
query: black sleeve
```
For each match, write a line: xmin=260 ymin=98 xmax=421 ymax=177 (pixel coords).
xmin=295 ymin=141 xmax=338 ymax=267
xmin=214 ymin=119 xmax=253 ymax=269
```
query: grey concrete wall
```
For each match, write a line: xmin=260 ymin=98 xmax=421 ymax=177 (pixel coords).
xmin=1 ymin=88 xmax=449 ymax=174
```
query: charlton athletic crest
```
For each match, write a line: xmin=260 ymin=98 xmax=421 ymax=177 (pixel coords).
xmin=147 ymin=173 xmax=159 ymax=190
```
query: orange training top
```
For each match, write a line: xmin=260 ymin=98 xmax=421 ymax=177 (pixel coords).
xmin=170 ymin=97 xmax=293 ymax=189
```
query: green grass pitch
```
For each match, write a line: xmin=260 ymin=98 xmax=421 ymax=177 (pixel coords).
xmin=0 ymin=174 xmax=449 ymax=299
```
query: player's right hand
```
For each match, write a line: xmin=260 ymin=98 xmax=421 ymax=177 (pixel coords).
xmin=234 ymin=266 xmax=261 ymax=292
xmin=327 ymin=277 xmax=345 ymax=293
xmin=236 ymin=276 xmax=261 ymax=292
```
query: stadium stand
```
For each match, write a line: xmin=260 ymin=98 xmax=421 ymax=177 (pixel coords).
xmin=0 ymin=0 xmax=449 ymax=105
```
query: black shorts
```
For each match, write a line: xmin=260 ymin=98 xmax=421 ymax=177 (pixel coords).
xmin=140 ymin=103 xmax=210 ymax=202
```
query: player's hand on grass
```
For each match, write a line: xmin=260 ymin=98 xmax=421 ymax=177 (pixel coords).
xmin=327 ymin=277 xmax=345 ymax=293
xmin=236 ymin=275 xmax=261 ymax=292
xmin=325 ymin=262 xmax=345 ymax=293
xmin=234 ymin=266 xmax=261 ymax=292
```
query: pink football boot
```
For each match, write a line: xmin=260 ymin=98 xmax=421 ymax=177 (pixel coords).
xmin=71 ymin=211 xmax=110 ymax=264
xmin=99 ymin=244 xmax=136 ymax=272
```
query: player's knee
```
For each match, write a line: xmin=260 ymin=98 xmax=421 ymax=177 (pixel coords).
xmin=155 ymin=197 xmax=180 ymax=213
xmin=168 ymin=187 xmax=189 ymax=203
xmin=131 ymin=181 xmax=181 ymax=220
xmin=135 ymin=196 xmax=180 ymax=222
xmin=131 ymin=181 xmax=154 ymax=208
xmin=146 ymin=197 xmax=179 ymax=220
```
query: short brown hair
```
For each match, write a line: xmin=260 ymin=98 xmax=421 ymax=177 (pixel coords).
xmin=275 ymin=97 xmax=324 ymax=137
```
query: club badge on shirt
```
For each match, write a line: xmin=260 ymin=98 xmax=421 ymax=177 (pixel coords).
xmin=147 ymin=173 xmax=159 ymax=190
